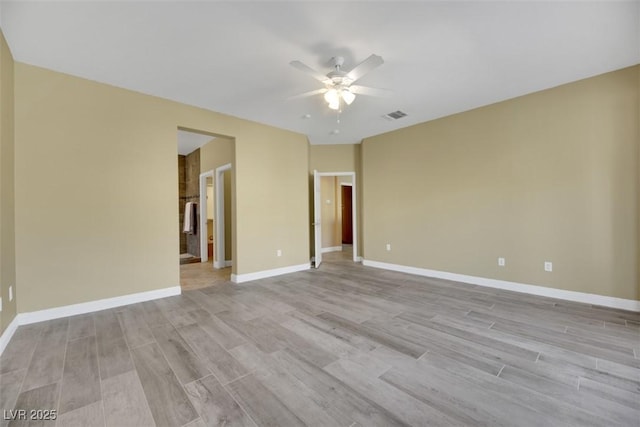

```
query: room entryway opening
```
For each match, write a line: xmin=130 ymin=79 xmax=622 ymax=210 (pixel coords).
xmin=177 ymin=128 xmax=234 ymax=290
xmin=311 ymin=171 xmax=358 ymax=268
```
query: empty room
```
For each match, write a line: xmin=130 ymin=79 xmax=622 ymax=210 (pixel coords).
xmin=0 ymin=1 xmax=638 ymax=426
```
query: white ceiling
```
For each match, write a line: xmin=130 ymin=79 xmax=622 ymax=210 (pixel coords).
xmin=176 ymin=130 xmax=215 ymax=156
xmin=2 ymin=1 xmax=638 ymax=145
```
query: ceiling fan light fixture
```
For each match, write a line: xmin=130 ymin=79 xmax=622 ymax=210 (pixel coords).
xmin=324 ymin=89 xmax=338 ymax=104
xmin=342 ymin=89 xmax=355 ymax=105
xmin=328 ymin=99 xmax=340 ymax=110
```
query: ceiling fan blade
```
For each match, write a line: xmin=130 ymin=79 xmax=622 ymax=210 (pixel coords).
xmin=349 ymin=85 xmax=391 ymax=97
xmin=290 ymin=60 xmax=331 ymax=84
xmin=346 ymin=54 xmax=384 ymax=83
xmin=287 ymin=88 xmax=327 ymax=100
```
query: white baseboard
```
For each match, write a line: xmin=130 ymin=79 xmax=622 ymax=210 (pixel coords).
xmin=362 ymin=260 xmax=640 ymax=312
xmin=321 ymin=246 xmax=343 ymax=253
xmin=19 ymin=286 xmax=182 ymax=325
xmin=214 ymin=260 xmax=233 ymax=269
xmin=0 ymin=316 xmax=20 ymax=357
xmin=356 ymin=256 xmax=363 ymax=262
xmin=0 ymin=285 xmax=181 ymax=357
xmin=231 ymin=263 xmax=310 ymax=284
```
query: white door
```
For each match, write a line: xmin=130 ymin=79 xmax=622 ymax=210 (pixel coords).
xmin=313 ymin=170 xmax=322 ymax=268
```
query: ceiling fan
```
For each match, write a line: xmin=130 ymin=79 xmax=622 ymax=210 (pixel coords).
xmin=289 ymin=54 xmax=387 ymax=110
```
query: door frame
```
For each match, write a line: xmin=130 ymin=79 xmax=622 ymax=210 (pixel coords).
xmin=199 ymin=170 xmax=214 ymax=262
xmin=215 ymin=163 xmax=232 ymax=269
xmin=314 ymin=171 xmax=358 ymax=263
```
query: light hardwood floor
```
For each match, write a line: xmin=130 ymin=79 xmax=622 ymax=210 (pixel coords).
xmin=180 ymin=259 xmax=231 ymax=291
xmin=1 ymin=251 xmax=639 ymax=426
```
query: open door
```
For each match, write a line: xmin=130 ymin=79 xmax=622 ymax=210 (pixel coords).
xmin=313 ymin=170 xmax=322 ymax=268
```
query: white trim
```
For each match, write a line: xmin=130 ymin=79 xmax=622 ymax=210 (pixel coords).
xmin=321 ymin=246 xmax=343 ymax=253
xmin=231 ymin=263 xmax=310 ymax=284
xmin=199 ymin=170 xmax=214 ymax=262
xmin=356 ymin=256 xmax=363 ymax=262
xmin=315 ymin=171 xmax=358 ymax=263
xmin=215 ymin=163 xmax=232 ymax=270
xmin=362 ymin=260 xmax=640 ymax=312
xmin=0 ymin=316 xmax=20 ymax=356
xmin=19 ymin=286 xmax=181 ymax=325
xmin=313 ymin=170 xmax=322 ymax=268
xmin=213 ymin=260 xmax=232 ymax=269
xmin=0 ymin=285 xmax=181 ymax=357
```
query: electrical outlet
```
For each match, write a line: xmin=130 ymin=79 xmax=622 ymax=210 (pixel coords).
xmin=498 ymin=257 xmax=505 ymax=267
xmin=276 ymin=249 xmax=282 ymax=257
xmin=0 ymin=297 xmax=2 ymax=312
xmin=544 ymin=261 xmax=553 ymax=272
xmin=9 ymin=286 xmax=12 ymax=301
xmin=386 ymin=243 xmax=391 ymax=251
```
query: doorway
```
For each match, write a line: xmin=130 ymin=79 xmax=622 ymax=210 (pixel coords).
xmin=177 ymin=127 xmax=234 ymax=290
xmin=312 ymin=171 xmax=357 ymax=268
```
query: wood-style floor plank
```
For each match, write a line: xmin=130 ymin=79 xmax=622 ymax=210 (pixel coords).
xmin=58 ymin=336 xmax=101 ymax=414
xmin=101 ymin=370 xmax=155 ymax=427
xmin=94 ymin=311 xmax=134 ymax=381
xmin=130 ymin=343 xmax=198 ymax=427
xmin=225 ymin=374 xmax=305 ymax=427
xmin=1 ymin=251 xmax=638 ymax=427
xmin=184 ymin=375 xmax=255 ymax=427
xmin=0 ymin=369 xmax=26 ymax=427
xmin=20 ymin=319 xmax=69 ymax=392
xmin=117 ymin=308 xmax=155 ymax=349
xmin=66 ymin=314 xmax=95 ymax=342
xmin=0 ymin=325 xmax=44 ymax=375
xmin=149 ymin=323 xmax=210 ymax=385
xmin=180 ymin=309 xmax=246 ymax=350
xmin=177 ymin=324 xmax=247 ymax=384
xmin=54 ymin=401 xmax=104 ymax=427
xmin=270 ymin=349 xmax=406 ymax=427
xmin=9 ymin=383 xmax=58 ymax=427
xmin=325 ymin=357 xmax=460 ymax=426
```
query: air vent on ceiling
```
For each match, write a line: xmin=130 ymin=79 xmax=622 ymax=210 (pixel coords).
xmin=383 ymin=110 xmax=407 ymax=121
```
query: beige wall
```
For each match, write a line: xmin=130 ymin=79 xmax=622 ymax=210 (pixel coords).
xmin=15 ymin=63 xmax=309 ymax=313
xmin=363 ymin=66 xmax=639 ymax=301
xmin=309 ymin=144 xmax=359 ymax=172
xmin=200 ymin=137 xmax=233 ymax=262
xmin=320 ymin=176 xmax=339 ymax=249
xmin=0 ymin=31 xmax=16 ymax=333
xmin=309 ymin=144 xmax=362 ymax=258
